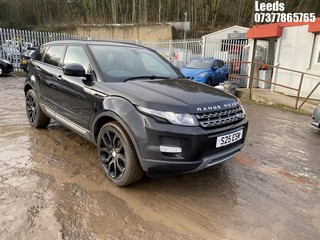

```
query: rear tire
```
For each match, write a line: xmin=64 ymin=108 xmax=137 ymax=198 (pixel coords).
xmin=25 ymin=89 xmax=51 ymax=128
xmin=97 ymin=121 xmax=144 ymax=186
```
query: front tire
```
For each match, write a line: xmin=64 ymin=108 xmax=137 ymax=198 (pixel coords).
xmin=97 ymin=121 xmax=144 ymax=186
xmin=25 ymin=89 xmax=51 ymax=128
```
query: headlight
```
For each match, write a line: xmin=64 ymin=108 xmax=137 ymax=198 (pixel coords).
xmin=138 ymin=106 xmax=198 ymax=126
xmin=195 ymin=72 xmax=208 ymax=78
xmin=237 ymin=101 xmax=246 ymax=116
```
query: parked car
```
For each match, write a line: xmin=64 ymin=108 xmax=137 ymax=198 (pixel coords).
xmin=0 ymin=46 xmax=21 ymax=63
xmin=310 ymin=105 xmax=320 ymax=129
xmin=20 ymin=48 xmax=37 ymax=72
xmin=24 ymin=40 xmax=248 ymax=186
xmin=0 ymin=58 xmax=13 ymax=76
xmin=180 ymin=58 xmax=229 ymax=86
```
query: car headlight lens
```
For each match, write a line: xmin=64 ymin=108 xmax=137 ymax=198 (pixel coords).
xmin=138 ymin=106 xmax=198 ymax=126
xmin=237 ymin=101 xmax=246 ymax=116
xmin=195 ymin=72 xmax=208 ymax=78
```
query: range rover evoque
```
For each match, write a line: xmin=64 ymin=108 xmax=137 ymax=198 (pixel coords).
xmin=24 ymin=40 xmax=248 ymax=186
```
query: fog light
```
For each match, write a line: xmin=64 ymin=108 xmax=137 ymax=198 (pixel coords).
xmin=159 ymin=145 xmax=182 ymax=153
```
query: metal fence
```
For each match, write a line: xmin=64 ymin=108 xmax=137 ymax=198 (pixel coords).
xmin=0 ymin=27 xmax=249 ymax=71
xmin=141 ymin=38 xmax=202 ymax=68
xmin=142 ymin=38 xmax=249 ymax=70
xmin=0 ymin=28 xmax=88 ymax=68
xmin=241 ymin=61 xmax=320 ymax=109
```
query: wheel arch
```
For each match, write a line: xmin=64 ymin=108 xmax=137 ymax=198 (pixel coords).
xmin=206 ymin=77 xmax=212 ymax=85
xmin=92 ymin=110 xmax=143 ymax=161
xmin=24 ymin=82 xmax=33 ymax=95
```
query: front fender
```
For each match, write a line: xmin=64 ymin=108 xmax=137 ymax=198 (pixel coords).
xmin=92 ymin=96 xmax=147 ymax=159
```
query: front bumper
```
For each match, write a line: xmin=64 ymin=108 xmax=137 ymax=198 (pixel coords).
xmin=310 ymin=117 xmax=320 ymax=128
xmin=137 ymin=116 xmax=248 ymax=177
xmin=2 ymin=63 xmax=13 ymax=74
xmin=192 ymin=76 xmax=207 ymax=83
xmin=183 ymin=74 xmax=207 ymax=84
xmin=140 ymin=142 xmax=244 ymax=177
xmin=310 ymin=107 xmax=320 ymax=128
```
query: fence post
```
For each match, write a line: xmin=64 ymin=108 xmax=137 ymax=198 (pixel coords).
xmin=249 ymin=61 xmax=255 ymax=100
xmin=201 ymin=36 xmax=206 ymax=58
xmin=298 ymin=81 xmax=320 ymax=109
xmin=295 ymin=73 xmax=304 ymax=109
xmin=169 ymin=39 xmax=172 ymax=63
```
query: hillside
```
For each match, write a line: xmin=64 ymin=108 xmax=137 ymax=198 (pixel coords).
xmin=0 ymin=0 xmax=319 ymax=38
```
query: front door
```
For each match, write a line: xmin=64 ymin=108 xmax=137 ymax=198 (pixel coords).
xmin=56 ymin=45 xmax=96 ymax=130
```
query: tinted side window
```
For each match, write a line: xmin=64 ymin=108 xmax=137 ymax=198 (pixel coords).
xmin=35 ymin=46 xmax=48 ymax=61
xmin=43 ymin=45 xmax=65 ymax=67
xmin=217 ymin=60 xmax=224 ymax=68
xmin=64 ymin=46 xmax=91 ymax=73
xmin=212 ymin=61 xmax=219 ymax=68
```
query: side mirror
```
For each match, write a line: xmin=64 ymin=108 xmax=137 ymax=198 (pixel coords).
xmin=63 ymin=63 xmax=93 ymax=81
xmin=63 ymin=63 xmax=87 ymax=77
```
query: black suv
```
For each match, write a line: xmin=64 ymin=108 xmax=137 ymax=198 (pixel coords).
xmin=24 ymin=40 xmax=248 ymax=186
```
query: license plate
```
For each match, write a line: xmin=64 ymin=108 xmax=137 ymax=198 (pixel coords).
xmin=216 ymin=130 xmax=243 ymax=148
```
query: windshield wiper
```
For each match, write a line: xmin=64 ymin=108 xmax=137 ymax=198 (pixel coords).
xmin=124 ymin=75 xmax=170 ymax=82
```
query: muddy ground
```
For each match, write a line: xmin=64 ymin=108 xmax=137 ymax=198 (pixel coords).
xmin=0 ymin=76 xmax=319 ymax=240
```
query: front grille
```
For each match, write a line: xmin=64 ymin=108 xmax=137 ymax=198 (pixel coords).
xmin=195 ymin=106 xmax=244 ymax=128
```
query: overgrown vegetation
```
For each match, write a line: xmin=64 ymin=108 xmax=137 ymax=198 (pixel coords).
xmin=0 ymin=0 xmax=319 ymax=37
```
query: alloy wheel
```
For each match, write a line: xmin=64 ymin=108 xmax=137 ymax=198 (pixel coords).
xmin=26 ymin=94 xmax=37 ymax=124
xmin=99 ymin=128 xmax=127 ymax=180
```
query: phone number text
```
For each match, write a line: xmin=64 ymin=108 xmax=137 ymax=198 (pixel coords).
xmin=254 ymin=12 xmax=316 ymax=23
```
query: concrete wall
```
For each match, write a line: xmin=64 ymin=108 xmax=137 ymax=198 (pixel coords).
xmin=272 ymin=25 xmax=320 ymax=99
xmin=71 ymin=24 xmax=174 ymax=42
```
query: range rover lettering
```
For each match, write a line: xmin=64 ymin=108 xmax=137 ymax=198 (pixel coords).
xmin=24 ymin=40 xmax=248 ymax=186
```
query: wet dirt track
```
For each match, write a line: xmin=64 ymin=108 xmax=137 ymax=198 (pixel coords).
xmin=0 ymin=76 xmax=319 ymax=240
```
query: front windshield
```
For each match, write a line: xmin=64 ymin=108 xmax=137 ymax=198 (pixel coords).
xmin=89 ymin=45 xmax=180 ymax=82
xmin=184 ymin=59 xmax=213 ymax=69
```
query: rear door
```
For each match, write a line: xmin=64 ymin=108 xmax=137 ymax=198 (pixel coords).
xmin=35 ymin=44 xmax=65 ymax=114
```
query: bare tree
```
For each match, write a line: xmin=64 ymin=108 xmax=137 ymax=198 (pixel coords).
xmin=0 ymin=0 xmax=319 ymax=37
